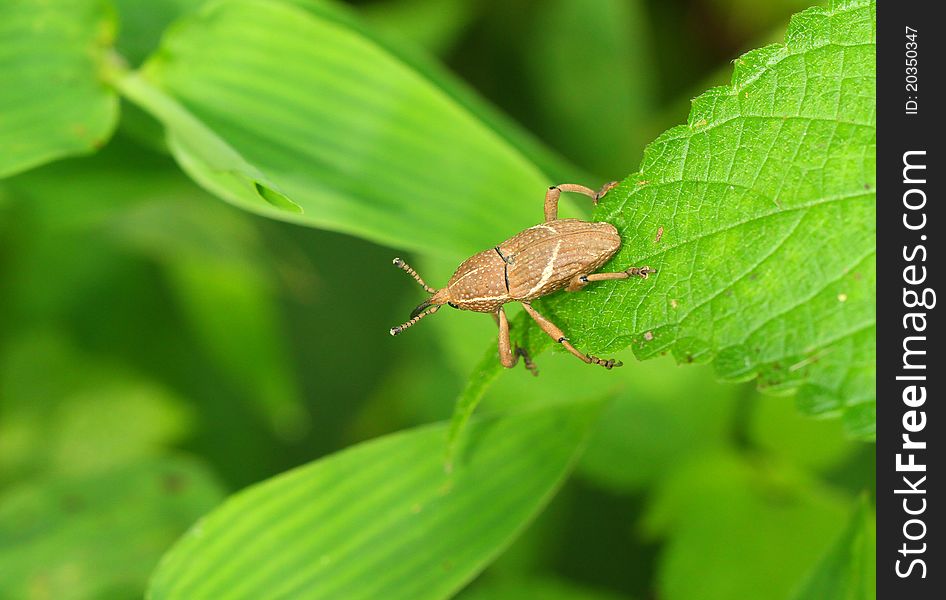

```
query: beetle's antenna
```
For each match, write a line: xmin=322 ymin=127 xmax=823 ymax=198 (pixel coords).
xmin=392 ymin=257 xmax=436 ymax=293
xmin=390 ymin=304 xmax=441 ymax=336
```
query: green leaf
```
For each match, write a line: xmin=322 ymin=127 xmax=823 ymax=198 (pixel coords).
xmin=148 ymin=399 xmax=602 ymax=599
xmin=446 ymin=306 xmax=559 ymax=463
xmin=1 ymin=140 xmax=308 ymax=442
xmin=113 ymin=0 xmax=582 ymax=257
xmin=0 ymin=333 xmax=192 ymax=483
xmin=460 ymin=575 xmax=631 ymax=600
xmin=360 ymin=0 xmax=479 ymax=56
xmin=577 ymin=356 xmax=741 ymax=492
xmin=106 ymin=193 xmax=310 ymax=441
xmin=0 ymin=0 xmax=119 ymax=178
xmin=112 ymin=0 xmax=198 ymax=67
xmin=452 ymin=0 xmax=876 ymax=445
xmin=790 ymin=496 xmax=876 ymax=600
xmin=521 ymin=0 xmax=655 ymax=175
xmin=643 ymin=452 xmax=850 ymax=600
xmin=0 ymin=457 xmax=225 ymax=599
xmin=749 ymin=392 xmax=860 ymax=473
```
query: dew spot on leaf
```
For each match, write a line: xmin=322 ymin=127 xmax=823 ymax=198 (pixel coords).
xmin=254 ymin=182 xmax=302 ymax=214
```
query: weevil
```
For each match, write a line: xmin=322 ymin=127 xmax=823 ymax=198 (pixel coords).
xmin=390 ymin=182 xmax=655 ymax=373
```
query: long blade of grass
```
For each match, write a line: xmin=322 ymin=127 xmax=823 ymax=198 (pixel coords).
xmin=148 ymin=399 xmax=602 ymax=599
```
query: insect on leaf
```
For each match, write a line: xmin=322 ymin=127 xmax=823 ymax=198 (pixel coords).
xmin=450 ymin=0 xmax=876 ymax=451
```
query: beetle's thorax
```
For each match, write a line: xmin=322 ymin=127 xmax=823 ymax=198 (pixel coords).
xmin=445 ymin=218 xmax=621 ymax=312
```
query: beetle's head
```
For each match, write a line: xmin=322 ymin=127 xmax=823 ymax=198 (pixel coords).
xmin=390 ymin=257 xmax=457 ymax=336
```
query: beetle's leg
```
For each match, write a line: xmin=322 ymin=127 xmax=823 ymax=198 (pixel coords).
xmin=496 ymin=309 xmax=516 ymax=369
xmin=516 ymin=346 xmax=538 ymax=375
xmin=392 ymin=257 xmax=437 ymax=293
xmin=566 ymin=266 xmax=657 ymax=291
xmin=521 ymin=303 xmax=622 ymax=369
xmin=544 ymin=184 xmax=593 ymax=222
xmin=495 ymin=308 xmax=538 ymax=375
xmin=586 ymin=266 xmax=657 ymax=282
xmin=595 ymin=180 xmax=620 ymax=199
xmin=544 ymin=182 xmax=620 ymax=222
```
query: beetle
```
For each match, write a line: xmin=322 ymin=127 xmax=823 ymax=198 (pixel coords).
xmin=389 ymin=182 xmax=655 ymax=373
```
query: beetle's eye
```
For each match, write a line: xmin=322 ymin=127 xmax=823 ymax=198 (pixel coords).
xmin=448 ymin=302 xmax=458 ymax=309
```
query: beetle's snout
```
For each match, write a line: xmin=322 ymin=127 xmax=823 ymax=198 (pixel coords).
xmin=408 ymin=286 xmax=451 ymax=317
xmin=409 ymin=298 xmax=433 ymax=319
xmin=390 ymin=289 xmax=448 ymax=336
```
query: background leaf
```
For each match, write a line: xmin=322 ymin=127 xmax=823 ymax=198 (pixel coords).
xmin=748 ymin=391 xmax=860 ymax=473
xmin=148 ymin=399 xmax=601 ymax=600
xmin=0 ymin=0 xmax=118 ymax=177
xmin=0 ymin=333 xmax=192 ymax=483
xmin=460 ymin=575 xmax=630 ymax=600
xmin=105 ymin=192 xmax=311 ymax=442
xmin=576 ymin=355 xmax=740 ymax=492
xmin=360 ymin=0 xmax=479 ymax=57
xmin=113 ymin=0 xmax=585 ymax=257
xmin=790 ymin=496 xmax=876 ymax=600
xmin=642 ymin=451 xmax=849 ymax=600
xmin=0 ymin=457 xmax=224 ymax=599
xmin=111 ymin=0 xmax=197 ymax=67
xmin=0 ymin=141 xmax=309 ymax=447
xmin=520 ymin=0 xmax=655 ymax=176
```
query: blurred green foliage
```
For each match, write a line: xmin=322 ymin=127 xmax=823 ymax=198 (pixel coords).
xmin=0 ymin=0 xmax=874 ymax=599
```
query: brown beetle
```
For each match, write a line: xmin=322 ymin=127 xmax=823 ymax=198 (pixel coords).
xmin=390 ymin=182 xmax=654 ymax=373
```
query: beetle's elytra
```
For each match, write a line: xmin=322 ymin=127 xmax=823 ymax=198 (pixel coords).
xmin=390 ymin=182 xmax=655 ymax=373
